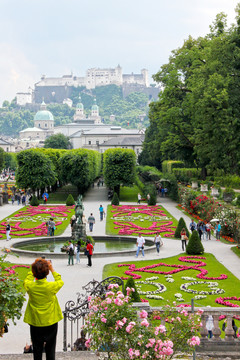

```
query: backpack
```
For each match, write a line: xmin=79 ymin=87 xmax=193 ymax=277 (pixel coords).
xmin=69 ymin=247 xmax=74 ymax=256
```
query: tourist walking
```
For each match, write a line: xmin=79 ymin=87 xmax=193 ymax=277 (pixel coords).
xmin=11 ymin=195 xmax=15 ymax=205
xmin=48 ymin=218 xmax=55 ymax=236
xmin=206 ymin=221 xmax=211 ymax=240
xmin=99 ymin=205 xmax=105 ymax=221
xmin=86 ymin=240 xmax=93 ymax=267
xmin=206 ymin=315 xmax=214 ymax=338
xmin=23 ymin=258 xmax=64 ymax=360
xmin=197 ymin=221 xmax=203 ymax=241
xmin=22 ymin=194 xmax=26 ymax=206
xmin=136 ymin=233 xmax=145 ymax=257
xmin=154 ymin=233 xmax=163 ymax=254
xmin=147 ymin=193 xmax=150 ymax=205
xmin=6 ymin=221 xmax=11 ymax=241
xmin=189 ymin=219 xmax=197 ymax=232
xmin=76 ymin=241 xmax=81 ymax=264
xmin=180 ymin=228 xmax=188 ymax=251
xmin=70 ymin=215 xmax=76 ymax=229
xmin=67 ymin=240 xmax=74 ymax=266
xmin=215 ymin=221 xmax=221 ymax=241
xmin=202 ymin=222 xmax=207 ymax=240
xmin=88 ymin=213 xmax=95 ymax=232
xmin=137 ymin=193 xmax=141 ymax=204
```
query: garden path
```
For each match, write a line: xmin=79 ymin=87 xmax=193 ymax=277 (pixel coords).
xmin=0 ymin=186 xmax=239 ymax=354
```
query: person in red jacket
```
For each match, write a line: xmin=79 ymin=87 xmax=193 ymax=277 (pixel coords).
xmin=86 ymin=240 xmax=93 ymax=267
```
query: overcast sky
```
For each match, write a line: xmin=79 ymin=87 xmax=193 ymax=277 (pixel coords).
xmin=0 ymin=0 xmax=238 ymax=104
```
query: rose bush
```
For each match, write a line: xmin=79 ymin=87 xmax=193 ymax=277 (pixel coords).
xmin=83 ymin=284 xmax=202 ymax=359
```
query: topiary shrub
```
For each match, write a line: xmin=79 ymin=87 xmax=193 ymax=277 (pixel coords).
xmin=186 ymin=230 xmax=204 ymax=255
xmin=124 ymin=277 xmax=141 ymax=303
xmin=174 ymin=217 xmax=189 ymax=239
xmin=30 ymin=194 xmax=39 ymax=206
xmin=66 ymin=194 xmax=75 ymax=206
xmin=111 ymin=192 xmax=119 ymax=205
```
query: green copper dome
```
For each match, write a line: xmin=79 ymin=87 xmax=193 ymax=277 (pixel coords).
xmin=76 ymin=102 xmax=84 ymax=110
xmin=34 ymin=110 xmax=54 ymax=121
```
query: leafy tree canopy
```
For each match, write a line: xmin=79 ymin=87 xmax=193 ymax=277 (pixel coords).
xmin=44 ymin=133 xmax=71 ymax=149
xmin=141 ymin=7 xmax=240 ymax=176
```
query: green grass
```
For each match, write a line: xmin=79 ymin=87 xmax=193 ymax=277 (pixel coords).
xmin=119 ymin=185 xmax=142 ymax=202
xmin=231 ymin=246 xmax=240 ymax=258
xmin=41 ymin=185 xmax=78 ymax=204
xmin=2 ymin=260 xmax=30 ymax=291
xmin=103 ymin=253 xmax=240 ymax=308
xmin=106 ymin=204 xmax=178 ymax=237
xmin=0 ymin=205 xmax=74 ymax=240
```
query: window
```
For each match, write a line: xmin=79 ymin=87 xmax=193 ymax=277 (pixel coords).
xmin=96 ymin=140 xmax=99 ymax=145
xmin=88 ymin=141 xmax=91 ymax=145
xmin=38 ymin=124 xmax=41 ymax=128
xmin=45 ymin=123 xmax=47 ymax=127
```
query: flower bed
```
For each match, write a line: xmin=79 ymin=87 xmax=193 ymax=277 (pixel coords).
xmin=108 ymin=205 xmax=177 ymax=237
xmin=0 ymin=205 xmax=74 ymax=238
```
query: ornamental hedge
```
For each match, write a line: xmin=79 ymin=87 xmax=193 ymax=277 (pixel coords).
xmin=162 ymin=160 xmax=184 ymax=174
xmin=186 ymin=230 xmax=204 ymax=255
xmin=174 ymin=217 xmax=189 ymax=239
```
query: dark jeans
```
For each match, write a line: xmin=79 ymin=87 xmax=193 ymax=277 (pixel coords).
xmin=156 ymin=242 xmax=160 ymax=253
xmin=87 ymin=254 xmax=92 ymax=266
xmin=68 ymin=255 xmax=74 ymax=265
xmin=30 ymin=322 xmax=58 ymax=360
xmin=181 ymin=239 xmax=186 ymax=251
xmin=89 ymin=223 xmax=94 ymax=232
xmin=50 ymin=228 xmax=55 ymax=236
xmin=100 ymin=212 xmax=104 ymax=221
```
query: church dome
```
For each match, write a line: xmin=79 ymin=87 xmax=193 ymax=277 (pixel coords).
xmin=34 ymin=110 xmax=54 ymax=121
xmin=76 ymin=102 xmax=84 ymax=110
xmin=92 ymin=99 xmax=99 ymax=111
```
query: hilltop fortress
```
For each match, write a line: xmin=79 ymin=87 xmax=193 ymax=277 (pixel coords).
xmin=16 ymin=65 xmax=159 ymax=105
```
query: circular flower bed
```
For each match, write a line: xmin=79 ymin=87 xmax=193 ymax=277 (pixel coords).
xmin=180 ymin=281 xmax=224 ymax=295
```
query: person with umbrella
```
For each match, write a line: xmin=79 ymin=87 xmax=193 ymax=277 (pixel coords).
xmin=42 ymin=192 xmax=49 ymax=204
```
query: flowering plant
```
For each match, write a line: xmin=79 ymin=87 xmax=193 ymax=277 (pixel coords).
xmin=83 ymin=284 xmax=201 ymax=359
xmin=0 ymin=254 xmax=26 ymax=336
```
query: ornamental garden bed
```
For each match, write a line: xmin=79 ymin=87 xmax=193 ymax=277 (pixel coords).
xmin=106 ymin=204 xmax=177 ymax=237
xmin=1 ymin=260 xmax=30 ymax=291
xmin=103 ymin=253 xmax=240 ymax=308
xmin=0 ymin=205 xmax=74 ymax=239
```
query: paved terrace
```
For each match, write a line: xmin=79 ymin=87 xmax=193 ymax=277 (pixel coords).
xmin=0 ymin=184 xmax=239 ymax=355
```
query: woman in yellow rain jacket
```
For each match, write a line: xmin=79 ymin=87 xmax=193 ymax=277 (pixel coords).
xmin=24 ymin=258 xmax=64 ymax=360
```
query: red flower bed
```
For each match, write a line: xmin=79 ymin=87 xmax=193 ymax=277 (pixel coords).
xmin=0 ymin=205 xmax=73 ymax=238
xmin=118 ymin=256 xmax=228 ymax=281
xmin=111 ymin=205 xmax=176 ymax=236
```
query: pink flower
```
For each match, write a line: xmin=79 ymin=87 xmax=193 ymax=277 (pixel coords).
xmin=141 ymin=319 xmax=149 ymax=327
xmin=85 ymin=338 xmax=91 ymax=348
xmin=139 ymin=310 xmax=148 ymax=319
xmin=155 ymin=325 xmax=166 ymax=335
xmin=114 ymin=298 xmax=124 ymax=306
xmin=187 ymin=336 xmax=200 ymax=347
xmin=101 ymin=317 xmax=107 ymax=323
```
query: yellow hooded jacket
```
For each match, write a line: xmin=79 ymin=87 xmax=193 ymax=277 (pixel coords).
xmin=23 ymin=271 xmax=64 ymax=327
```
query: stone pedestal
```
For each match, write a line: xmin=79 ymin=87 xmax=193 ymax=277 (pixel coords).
xmin=211 ymin=188 xmax=219 ymax=197
xmin=2 ymin=193 xmax=9 ymax=204
xmin=72 ymin=223 xmax=86 ymax=242
xmin=200 ymin=184 xmax=208 ymax=192
xmin=192 ymin=181 xmax=198 ymax=190
xmin=0 ymin=194 xmax=3 ymax=206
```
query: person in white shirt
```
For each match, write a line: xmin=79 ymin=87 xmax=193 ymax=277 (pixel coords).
xmin=136 ymin=234 xmax=145 ymax=257
xmin=137 ymin=193 xmax=141 ymax=204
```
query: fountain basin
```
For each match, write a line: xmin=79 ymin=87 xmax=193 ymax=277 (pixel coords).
xmin=11 ymin=236 xmax=155 ymax=258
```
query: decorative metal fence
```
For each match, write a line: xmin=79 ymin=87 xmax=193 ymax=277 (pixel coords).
xmin=63 ymin=276 xmax=124 ymax=351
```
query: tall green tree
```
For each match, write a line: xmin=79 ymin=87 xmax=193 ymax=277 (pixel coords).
xmin=141 ymin=7 xmax=240 ymax=176
xmin=0 ymin=148 xmax=4 ymax=172
xmin=16 ymin=149 xmax=56 ymax=194
xmin=103 ymin=148 xmax=136 ymax=195
xmin=44 ymin=133 xmax=71 ymax=149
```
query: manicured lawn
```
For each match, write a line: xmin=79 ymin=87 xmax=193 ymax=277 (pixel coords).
xmin=2 ymin=260 xmax=30 ymax=291
xmin=231 ymin=246 xmax=240 ymax=258
xmin=0 ymin=205 xmax=74 ymax=240
xmin=106 ymin=204 xmax=178 ymax=237
xmin=40 ymin=185 xmax=78 ymax=204
xmin=103 ymin=253 xmax=240 ymax=308
xmin=119 ymin=185 xmax=142 ymax=202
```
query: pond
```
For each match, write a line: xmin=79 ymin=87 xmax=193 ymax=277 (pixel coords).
xmin=13 ymin=236 xmax=153 ymax=254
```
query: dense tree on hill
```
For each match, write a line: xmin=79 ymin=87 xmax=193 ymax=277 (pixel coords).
xmin=44 ymin=133 xmax=71 ymax=149
xmin=0 ymin=148 xmax=4 ymax=172
xmin=141 ymin=7 xmax=240 ymax=176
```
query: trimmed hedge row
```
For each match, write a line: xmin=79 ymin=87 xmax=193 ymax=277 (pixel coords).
xmin=162 ymin=160 xmax=184 ymax=174
xmin=172 ymin=168 xmax=201 ymax=182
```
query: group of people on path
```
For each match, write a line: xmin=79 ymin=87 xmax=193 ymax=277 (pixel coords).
xmin=189 ymin=219 xmax=221 ymax=241
xmin=66 ymin=239 xmax=93 ymax=267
